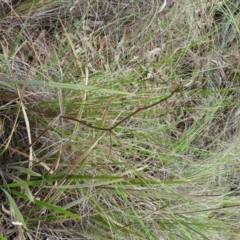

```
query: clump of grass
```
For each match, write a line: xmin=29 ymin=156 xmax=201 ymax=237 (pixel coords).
xmin=1 ymin=0 xmax=240 ymax=239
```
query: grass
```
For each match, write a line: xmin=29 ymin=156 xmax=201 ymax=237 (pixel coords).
xmin=1 ymin=0 xmax=240 ymax=239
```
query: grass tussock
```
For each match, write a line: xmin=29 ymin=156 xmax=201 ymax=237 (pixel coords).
xmin=1 ymin=0 xmax=240 ymax=239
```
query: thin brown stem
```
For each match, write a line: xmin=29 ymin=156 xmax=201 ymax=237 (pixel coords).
xmin=60 ymin=87 xmax=180 ymax=131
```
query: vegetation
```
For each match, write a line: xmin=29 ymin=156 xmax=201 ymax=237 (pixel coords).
xmin=0 ymin=0 xmax=240 ymax=239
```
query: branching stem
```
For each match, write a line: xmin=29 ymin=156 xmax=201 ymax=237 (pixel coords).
xmin=60 ymin=87 xmax=180 ymax=132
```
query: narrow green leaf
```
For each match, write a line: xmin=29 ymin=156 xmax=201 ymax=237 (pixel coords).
xmin=34 ymin=199 xmax=81 ymax=220
xmin=0 ymin=180 xmax=43 ymax=188
xmin=9 ymin=166 xmax=42 ymax=177
xmin=13 ymin=80 xmax=133 ymax=95
xmin=44 ymin=179 xmax=124 ymax=189
xmin=10 ymin=190 xmax=81 ymax=220
xmin=2 ymin=189 xmax=27 ymax=230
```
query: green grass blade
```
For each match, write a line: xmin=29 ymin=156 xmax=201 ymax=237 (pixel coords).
xmin=10 ymin=190 xmax=81 ymax=220
xmin=1 ymin=189 xmax=27 ymax=230
xmin=13 ymin=80 xmax=133 ymax=95
xmin=8 ymin=166 xmax=42 ymax=177
xmin=34 ymin=199 xmax=82 ymax=220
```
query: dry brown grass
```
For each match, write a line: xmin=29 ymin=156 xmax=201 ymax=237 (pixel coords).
xmin=1 ymin=0 xmax=240 ymax=239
